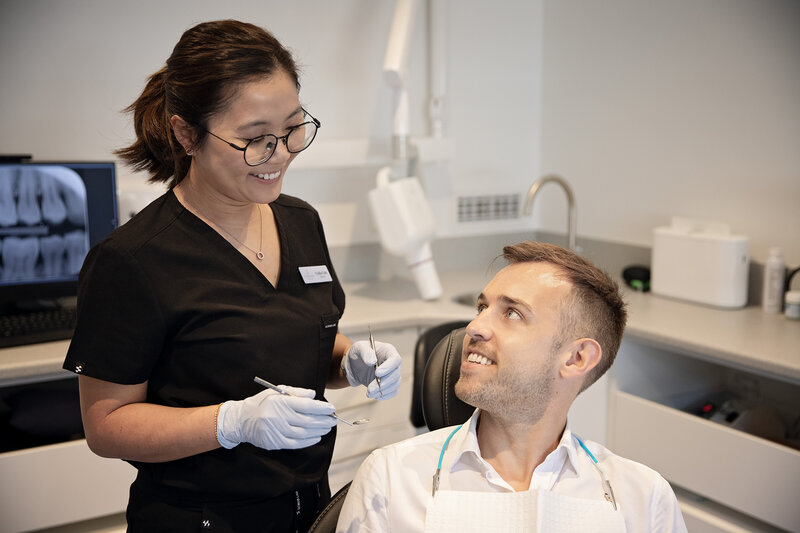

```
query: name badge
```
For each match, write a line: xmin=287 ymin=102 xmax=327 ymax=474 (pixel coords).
xmin=299 ymin=265 xmax=333 ymax=284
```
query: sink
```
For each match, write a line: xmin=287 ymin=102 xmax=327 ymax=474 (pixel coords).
xmin=452 ymin=292 xmax=480 ymax=307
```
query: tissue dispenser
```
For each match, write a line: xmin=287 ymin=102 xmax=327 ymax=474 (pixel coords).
xmin=651 ymin=219 xmax=749 ymax=309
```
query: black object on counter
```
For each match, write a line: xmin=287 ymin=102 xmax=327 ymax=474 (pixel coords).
xmin=622 ymin=265 xmax=651 ymax=292
xmin=785 ymin=265 xmax=800 ymax=292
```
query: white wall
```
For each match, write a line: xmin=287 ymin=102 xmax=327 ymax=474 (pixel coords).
xmin=1 ymin=0 xmax=798 ymax=266
xmin=540 ymin=0 xmax=800 ymax=265
xmin=0 ymin=0 xmax=544 ymax=246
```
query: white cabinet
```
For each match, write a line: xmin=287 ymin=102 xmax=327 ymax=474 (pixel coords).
xmin=608 ymin=337 xmax=800 ymax=532
xmin=0 ymin=370 xmax=135 ymax=533
xmin=0 ymin=439 xmax=135 ymax=533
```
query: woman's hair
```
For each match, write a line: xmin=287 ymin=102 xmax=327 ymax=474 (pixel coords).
xmin=501 ymin=241 xmax=627 ymax=392
xmin=115 ymin=20 xmax=299 ymax=187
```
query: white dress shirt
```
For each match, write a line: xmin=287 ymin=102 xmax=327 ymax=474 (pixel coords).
xmin=336 ymin=410 xmax=687 ymax=532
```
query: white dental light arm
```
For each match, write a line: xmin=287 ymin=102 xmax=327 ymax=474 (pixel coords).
xmin=383 ymin=0 xmax=418 ymax=89
xmin=391 ymin=89 xmax=410 ymax=161
xmin=383 ymin=0 xmax=419 ymax=161
xmin=370 ymin=0 xmax=442 ymax=300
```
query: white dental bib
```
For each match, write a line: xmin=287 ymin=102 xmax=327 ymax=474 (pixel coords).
xmin=423 ymin=426 xmax=626 ymax=533
xmin=424 ymin=488 xmax=625 ymax=533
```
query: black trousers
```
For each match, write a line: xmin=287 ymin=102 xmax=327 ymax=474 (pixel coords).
xmin=126 ymin=478 xmax=331 ymax=533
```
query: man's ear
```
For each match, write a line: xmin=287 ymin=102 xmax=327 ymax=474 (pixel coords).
xmin=170 ymin=115 xmax=196 ymax=154
xmin=560 ymin=338 xmax=602 ymax=380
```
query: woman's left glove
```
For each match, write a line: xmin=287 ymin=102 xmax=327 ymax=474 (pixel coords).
xmin=342 ymin=340 xmax=402 ymax=400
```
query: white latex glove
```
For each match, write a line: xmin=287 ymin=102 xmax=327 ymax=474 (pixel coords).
xmin=342 ymin=340 xmax=402 ymax=400
xmin=217 ymin=385 xmax=337 ymax=450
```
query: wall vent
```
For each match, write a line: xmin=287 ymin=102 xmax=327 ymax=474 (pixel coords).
xmin=457 ymin=194 xmax=520 ymax=222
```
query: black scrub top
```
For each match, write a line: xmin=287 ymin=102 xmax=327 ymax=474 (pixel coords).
xmin=64 ymin=190 xmax=345 ymax=503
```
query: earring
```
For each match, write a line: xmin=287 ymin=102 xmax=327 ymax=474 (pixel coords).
xmin=186 ymin=150 xmax=194 ymax=156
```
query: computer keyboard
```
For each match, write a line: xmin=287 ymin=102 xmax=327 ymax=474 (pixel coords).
xmin=0 ymin=307 xmax=77 ymax=348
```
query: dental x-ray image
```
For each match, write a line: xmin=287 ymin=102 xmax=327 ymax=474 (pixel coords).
xmin=0 ymin=166 xmax=89 ymax=283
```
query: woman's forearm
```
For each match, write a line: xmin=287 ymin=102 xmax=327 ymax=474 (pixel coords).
xmin=79 ymin=375 xmax=221 ymax=462
xmin=89 ymin=403 xmax=221 ymax=462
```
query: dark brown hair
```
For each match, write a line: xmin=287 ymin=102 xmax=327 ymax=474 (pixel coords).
xmin=502 ymin=241 xmax=627 ymax=392
xmin=115 ymin=20 xmax=299 ymax=187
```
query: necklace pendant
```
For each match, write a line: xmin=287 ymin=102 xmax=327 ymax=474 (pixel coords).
xmin=256 ymin=251 xmax=264 ymax=261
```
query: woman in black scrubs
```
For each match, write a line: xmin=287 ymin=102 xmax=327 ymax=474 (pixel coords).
xmin=63 ymin=20 xmax=402 ymax=532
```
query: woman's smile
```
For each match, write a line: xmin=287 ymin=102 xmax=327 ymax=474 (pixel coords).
xmin=251 ymin=169 xmax=282 ymax=182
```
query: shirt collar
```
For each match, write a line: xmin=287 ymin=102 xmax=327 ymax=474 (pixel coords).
xmin=559 ymin=423 xmax=583 ymax=475
xmin=448 ymin=410 xmax=584 ymax=479
xmin=446 ymin=409 xmax=482 ymax=473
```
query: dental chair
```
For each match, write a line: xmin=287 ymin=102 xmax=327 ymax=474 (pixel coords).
xmin=307 ymin=326 xmax=474 ymax=532
xmin=306 ymin=481 xmax=351 ymax=533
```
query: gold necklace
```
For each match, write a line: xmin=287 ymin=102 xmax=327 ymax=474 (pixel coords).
xmin=198 ymin=204 xmax=264 ymax=261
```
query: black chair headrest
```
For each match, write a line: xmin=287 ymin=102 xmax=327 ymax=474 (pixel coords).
xmin=410 ymin=320 xmax=469 ymax=427
xmin=421 ymin=327 xmax=475 ymax=431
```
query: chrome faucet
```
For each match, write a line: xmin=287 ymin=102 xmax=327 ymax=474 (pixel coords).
xmin=522 ymin=174 xmax=577 ymax=251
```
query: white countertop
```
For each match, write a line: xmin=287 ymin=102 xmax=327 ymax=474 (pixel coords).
xmin=2 ymin=270 xmax=799 ymax=385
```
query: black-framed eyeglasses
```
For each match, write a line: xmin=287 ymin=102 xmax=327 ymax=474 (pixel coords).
xmin=203 ymin=109 xmax=320 ymax=166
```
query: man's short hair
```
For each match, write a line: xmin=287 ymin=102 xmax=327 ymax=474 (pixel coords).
xmin=502 ymin=241 xmax=627 ymax=391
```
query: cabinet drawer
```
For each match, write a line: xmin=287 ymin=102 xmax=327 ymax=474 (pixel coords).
xmin=611 ymin=391 xmax=800 ymax=532
xmin=677 ymin=491 xmax=787 ymax=533
xmin=0 ymin=439 xmax=136 ymax=532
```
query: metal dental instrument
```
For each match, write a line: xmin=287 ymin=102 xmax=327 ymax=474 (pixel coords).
xmin=369 ymin=325 xmax=383 ymax=398
xmin=253 ymin=377 xmax=370 ymax=426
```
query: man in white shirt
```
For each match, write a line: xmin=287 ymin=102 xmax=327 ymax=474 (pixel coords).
xmin=337 ymin=241 xmax=687 ymax=532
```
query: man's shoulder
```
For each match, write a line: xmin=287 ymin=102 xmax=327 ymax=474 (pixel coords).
xmin=372 ymin=426 xmax=461 ymax=461
xmin=579 ymin=438 xmax=686 ymax=530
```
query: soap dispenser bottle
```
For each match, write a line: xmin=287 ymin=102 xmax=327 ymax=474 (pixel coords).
xmin=762 ymin=247 xmax=786 ymax=314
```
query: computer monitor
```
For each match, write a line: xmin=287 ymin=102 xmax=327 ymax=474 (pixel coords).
xmin=0 ymin=161 xmax=118 ymax=310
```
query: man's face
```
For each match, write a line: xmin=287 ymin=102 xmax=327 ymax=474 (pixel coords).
xmin=455 ymin=262 xmax=573 ymax=423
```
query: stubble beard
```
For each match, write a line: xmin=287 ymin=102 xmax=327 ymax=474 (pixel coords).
xmin=455 ymin=350 xmax=557 ymax=425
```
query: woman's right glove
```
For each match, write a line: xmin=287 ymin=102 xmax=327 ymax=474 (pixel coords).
xmin=216 ymin=385 xmax=337 ymax=450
